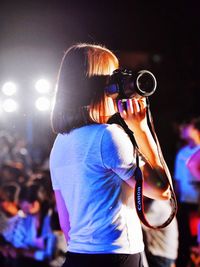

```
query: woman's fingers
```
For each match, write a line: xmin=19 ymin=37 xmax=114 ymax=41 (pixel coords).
xmin=117 ymin=100 xmax=127 ymax=118
xmin=118 ymin=98 xmax=147 ymax=119
xmin=132 ymin=99 xmax=140 ymax=114
xmin=139 ymin=98 xmax=147 ymax=112
xmin=126 ymin=99 xmax=134 ymax=114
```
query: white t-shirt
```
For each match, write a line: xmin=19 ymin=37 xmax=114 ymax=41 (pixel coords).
xmin=50 ymin=123 xmax=144 ymax=254
xmin=174 ymin=145 xmax=200 ymax=204
xmin=142 ymin=200 xmax=178 ymax=260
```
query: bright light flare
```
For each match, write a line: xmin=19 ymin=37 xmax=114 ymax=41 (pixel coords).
xmin=35 ymin=97 xmax=51 ymax=111
xmin=2 ymin=99 xmax=18 ymax=113
xmin=2 ymin=82 xmax=17 ymax=96
xmin=35 ymin=79 xmax=50 ymax=94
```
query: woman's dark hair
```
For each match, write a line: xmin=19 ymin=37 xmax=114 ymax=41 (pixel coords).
xmin=18 ymin=184 xmax=40 ymax=203
xmin=51 ymin=43 xmax=118 ymax=134
xmin=0 ymin=182 xmax=20 ymax=202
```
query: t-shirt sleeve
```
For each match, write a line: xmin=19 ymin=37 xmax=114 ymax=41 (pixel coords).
xmin=101 ymin=124 xmax=136 ymax=181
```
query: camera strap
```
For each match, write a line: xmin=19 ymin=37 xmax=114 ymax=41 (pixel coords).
xmin=108 ymin=109 xmax=177 ymax=229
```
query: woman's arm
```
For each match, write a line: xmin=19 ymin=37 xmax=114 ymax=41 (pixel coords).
xmin=54 ymin=190 xmax=70 ymax=242
xmin=118 ymin=98 xmax=171 ymax=200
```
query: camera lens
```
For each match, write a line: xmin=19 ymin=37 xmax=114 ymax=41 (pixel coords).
xmin=136 ymin=70 xmax=157 ymax=97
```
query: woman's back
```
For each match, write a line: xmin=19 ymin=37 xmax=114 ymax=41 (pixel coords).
xmin=50 ymin=123 xmax=144 ymax=254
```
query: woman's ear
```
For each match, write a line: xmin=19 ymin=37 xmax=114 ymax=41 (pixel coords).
xmin=30 ymin=200 xmax=40 ymax=214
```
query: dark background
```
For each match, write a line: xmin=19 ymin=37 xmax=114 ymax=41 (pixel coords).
xmin=0 ymin=0 xmax=200 ymax=171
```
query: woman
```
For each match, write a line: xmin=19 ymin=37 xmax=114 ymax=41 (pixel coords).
xmin=50 ymin=43 xmax=171 ymax=267
xmin=14 ymin=184 xmax=56 ymax=267
xmin=186 ymin=117 xmax=200 ymax=180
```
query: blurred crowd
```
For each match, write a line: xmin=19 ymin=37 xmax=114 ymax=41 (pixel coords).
xmin=0 ymin=116 xmax=200 ymax=267
xmin=0 ymin=131 xmax=66 ymax=267
xmin=173 ymin=117 xmax=200 ymax=267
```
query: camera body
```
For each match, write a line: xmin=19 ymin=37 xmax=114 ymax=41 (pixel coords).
xmin=105 ymin=68 xmax=157 ymax=99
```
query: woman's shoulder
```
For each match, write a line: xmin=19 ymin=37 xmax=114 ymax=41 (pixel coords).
xmin=50 ymin=124 xmax=108 ymax=153
xmin=53 ymin=124 xmax=122 ymax=141
xmin=50 ymin=124 xmax=126 ymax=156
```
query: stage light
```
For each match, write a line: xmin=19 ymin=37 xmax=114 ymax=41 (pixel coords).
xmin=2 ymin=82 xmax=17 ymax=96
xmin=35 ymin=97 xmax=51 ymax=111
xmin=2 ymin=99 xmax=18 ymax=113
xmin=35 ymin=79 xmax=50 ymax=94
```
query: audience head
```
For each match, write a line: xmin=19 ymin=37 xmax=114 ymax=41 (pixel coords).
xmin=0 ymin=182 xmax=20 ymax=217
xmin=18 ymin=184 xmax=41 ymax=215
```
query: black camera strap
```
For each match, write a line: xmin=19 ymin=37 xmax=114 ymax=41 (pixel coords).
xmin=108 ymin=107 xmax=177 ymax=229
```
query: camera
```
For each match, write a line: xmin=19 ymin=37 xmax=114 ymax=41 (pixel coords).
xmin=105 ymin=68 xmax=157 ymax=99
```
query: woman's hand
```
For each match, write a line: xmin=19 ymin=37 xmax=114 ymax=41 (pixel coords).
xmin=117 ymin=98 xmax=148 ymax=132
